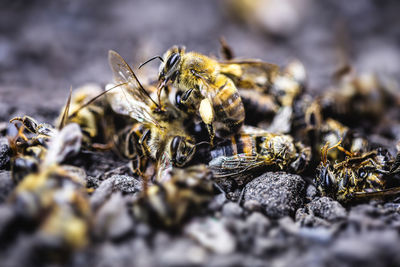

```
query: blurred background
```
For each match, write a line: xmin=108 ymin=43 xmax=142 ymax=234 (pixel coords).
xmin=0 ymin=0 xmax=399 ymax=119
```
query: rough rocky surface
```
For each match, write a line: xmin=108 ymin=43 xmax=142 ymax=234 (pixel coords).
xmin=296 ymin=197 xmax=347 ymax=227
xmin=244 ymin=172 xmax=306 ymax=218
xmin=0 ymin=171 xmax=13 ymax=203
xmin=0 ymin=138 xmax=11 ymax=170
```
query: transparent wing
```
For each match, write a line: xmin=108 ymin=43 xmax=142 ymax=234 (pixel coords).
xmin=219 ymin=61 xmax=280 ymax=90
xmin=108 ymin=50 xmax=160 ymax=126
xmin=106 ymin=83 xmax=159 ymax=126
xmin=209 ymin=153 xmax=272 ymax=185
xmin=351 ymin=187 xmax=400 ymax=200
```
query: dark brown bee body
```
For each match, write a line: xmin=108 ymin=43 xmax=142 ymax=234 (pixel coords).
xmin=209 ymin=129 xmax=310 ymax=185
xmin=132 ymin=164 xmax=214 ymax=227
xmin=315 ymin=146 xmax=398 ymax=203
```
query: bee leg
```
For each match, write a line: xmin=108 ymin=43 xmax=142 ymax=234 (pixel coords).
xmin=10 ymin=116 xmax=39 ymax=134
xmin=206 ymin=124 xmax=215 ymax=146
xmin=131 ymin=155 xmax=151 ymax=195
xmin=237 ymin=187 xmax=246 ymax=205
xmin=14 ymin=123 xmax=29 ymax=142
xmin=199 ymin=98 xmax=215 ymax=145
xmin=390 ymin=152 xmax=400 ymax=174
xmin=91 ymin=141 xmax=114 ymax=151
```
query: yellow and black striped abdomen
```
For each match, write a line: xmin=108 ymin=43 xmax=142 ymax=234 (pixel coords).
xmin=212 ymin=75 xmax=245 ymax=137
xmin=210 ymin=134 xmax=264 ymax=159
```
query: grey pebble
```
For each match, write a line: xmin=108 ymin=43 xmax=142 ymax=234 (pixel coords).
xmin=0 ymin=138 xmax=11 ymax=170
xmin=222 ymin=202 xmax=243 ymax=218
xmin=93 ymin=192 xmax=133 ymax=241
xmin=244 ymin=172 xmax=306 ymax=218
xmin=0 ymin=171 xmax=13 ymax=203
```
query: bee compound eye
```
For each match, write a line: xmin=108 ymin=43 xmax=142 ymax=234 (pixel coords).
xmin=175 ymin=91 xmax=183 ymax=107
xmin=181 ymin=88 xmax=194 ymax=102
xmin=170 ymin=136 xmax=181 ymax=154
xmin=165 ymin=53 xmax=180 ymax=70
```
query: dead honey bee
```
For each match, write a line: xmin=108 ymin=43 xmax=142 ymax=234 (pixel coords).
xmin=209 ymin=126 xmax=311 ymax=185
xmin=8 ymin=116 xmax=56 ymax=181
xmin=315 ymin=141 xmax=400 ymax=203
xmin=218 ymin=40 xmax=307 ymax=132
xmin=9 ymin=123 xmax=89 ymax=250
xmin=157 ymin=46 xmax=245 ymax=142
xmin=132 ymin=164 xmax=214 ymax=227
xmin=320 ymin=70 xmax=400 ymax=126
xmin=107 ymin=50 xmax=197 ymax=175
xmin=55 ymin=84 xmax=109 ymax=148
xmin=292 ymin=97 xmax=369 ymax=165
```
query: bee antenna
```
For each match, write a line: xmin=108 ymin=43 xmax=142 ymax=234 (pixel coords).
xmin=68 ymin=82 xmax=128 ymax=120
xmin=138 ymin=56 xmax=164 ymax=69
xmin=59 ymin=86 xmax=72 ymax=129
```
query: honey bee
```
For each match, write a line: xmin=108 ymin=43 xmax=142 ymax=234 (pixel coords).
xmin=217 ymin=40 xmax=307 ymax=131
xmin=157 ymin=46 xmax=245 ymax=141
xmin=292 ymin=97 xmax=369 ymax=164
xmin=9 ymin=123 xmax=89 ymax=250
xmin=132 ymin=164 xmax=214 ymax=227
xmin=320 ymin=70 xmax=400 ymax=126
xmin=8 ymin=116 xmax=56 ymax=181
xmin=208 ymin=126 xmax=311 ymax=185
xmin=55 ymin=84 xmax=109 ymax=148
xmin=107 ymin=50 xmax=197 ymax=175
xmin=315 ymin=141 xmax=399 ymax=203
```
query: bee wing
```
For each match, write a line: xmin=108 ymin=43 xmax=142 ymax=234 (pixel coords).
xmin=351 ymin=187 xmax=400 ymax=199
xmin=108 ymin=50 xmax=160 ymax=126
xmin=219 ymin=60 xmax=280 ymax=75
xmin=209 ymin=154 xmax=271 ymax=185
xmin=219 ymin=61 xmax=280 ymax=90
xmin=106 ymin=83 xmax=160 ymax=126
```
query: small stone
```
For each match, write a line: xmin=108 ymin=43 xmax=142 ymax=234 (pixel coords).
xmin=93 ymin=192 xmax=133 ymax=240
xmin=245 ymin=212 xmax=271 ymax=235
xmin=112 ymin=174 xmax=142 ymax=194
xmin=244 ymin=172 xmax=306 ymax=218
xmin=243 ymin=200 xmax=262 ymax=212
xmin=0 ymin=138 xmax=11 ymax=170
xmin=306 ymin=197 xmax=347 ymax=222
xmin=306 ymin=184 xmax=318 ymax=200
xmin=222 ymin=202 xmax=243 ymax=218
xmin=0 ymin=171 xmax=13 ymax=203
xmin=135 ymin=223 xmax=152 ymax=238
xmin=208 ymin=193 xmax=227 ymax=211
xmin=90 ymin=175 xmax=141 ymax=210
xmin=156 ymin=238 xmax=208 ymax=266
xmin=90 ymin=178 xmax=115 ymax=210
xmin=185 ymin=218 xmax=236 ymax=254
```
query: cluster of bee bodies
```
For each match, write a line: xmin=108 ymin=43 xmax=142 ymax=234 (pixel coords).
xmin=7 ymin=43 xmax=400 ymax=234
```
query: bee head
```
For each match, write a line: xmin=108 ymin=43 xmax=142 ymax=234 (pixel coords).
xmin=170 ymin=135 xmax=195 ymax=167
xmin=159 ymin=46 xmax=185 ymax=83
xmin=314 ymin=164 xmax=337 ymax=198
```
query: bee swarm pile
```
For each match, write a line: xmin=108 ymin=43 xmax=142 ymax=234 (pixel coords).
xmin=1 ymin=42 xmax=400 ymax=267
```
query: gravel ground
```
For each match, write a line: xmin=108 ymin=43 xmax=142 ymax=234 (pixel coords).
xmin=1 ymin=1 xmax=400 ymax=266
